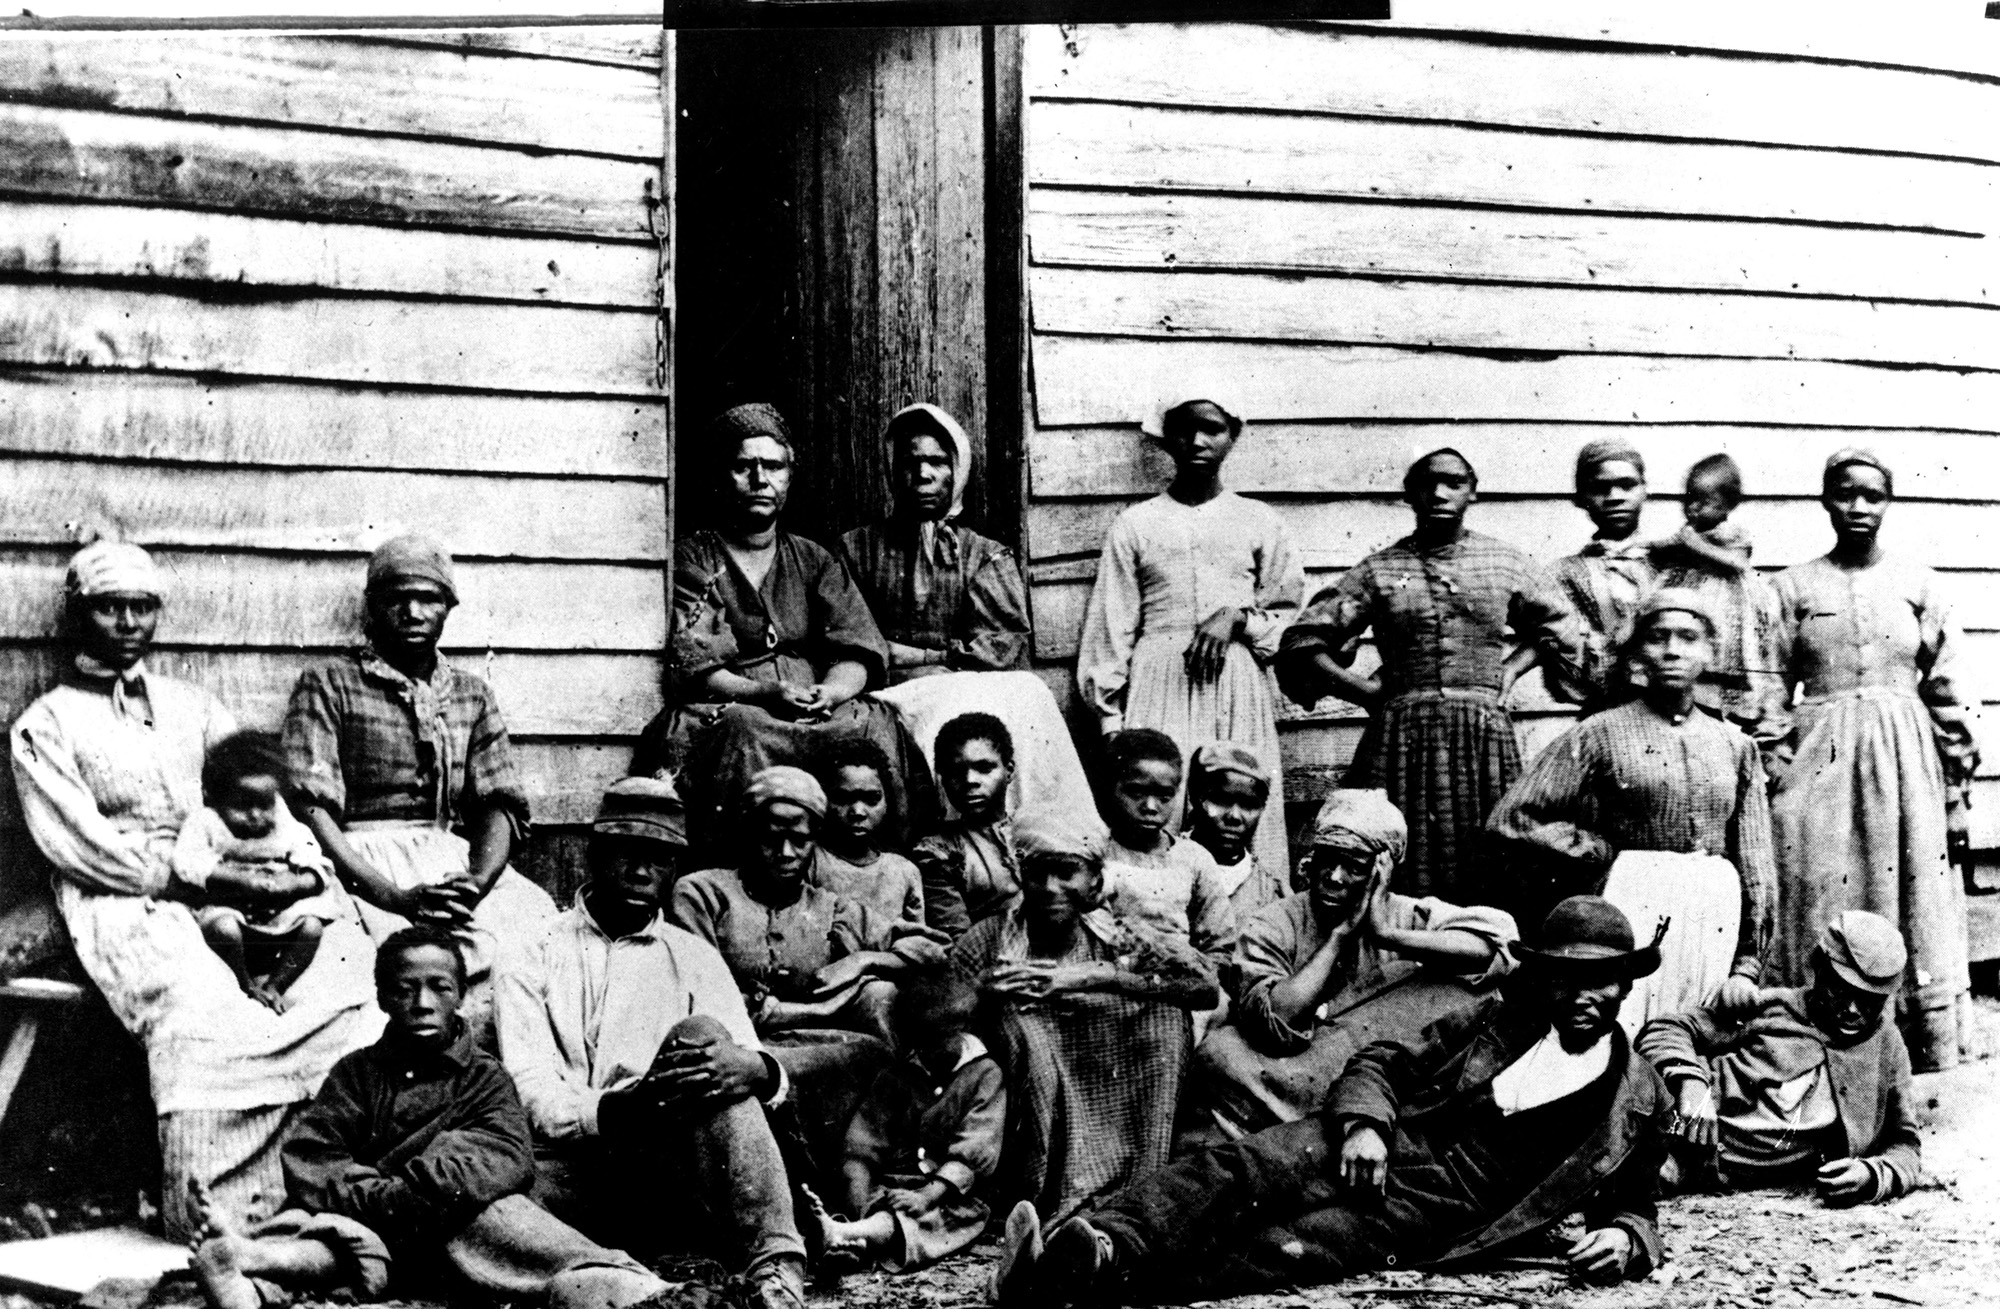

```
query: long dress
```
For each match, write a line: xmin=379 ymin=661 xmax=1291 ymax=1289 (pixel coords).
xmin=1551 ymin=537 xmax=1655 ymax=714
xmin=1769 ymin=554 xmax=1979 ymax=1069
xmin=1649 ymin=523 xmax=1789 ymax=755
xmin=948 ymin=906 xmax=1211 ymax=1224
xmin=1077 ymin=492 xmax=1305 ymax=896
xmin=1485 ymin=699 xmax=1778 ymax=1035
xmin=1283 ymin=530 xmax=1585 ymax=902
xmin=11 ymin=666 xmax=382 ymax=1240
xmin=640 ymin=530 xmax=937 ymax=854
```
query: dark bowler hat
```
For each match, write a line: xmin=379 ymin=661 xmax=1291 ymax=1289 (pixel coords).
xmin=1517 ymin=895 xmax=1663 ymax=984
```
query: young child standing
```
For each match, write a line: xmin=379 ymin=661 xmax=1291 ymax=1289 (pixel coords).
xmin=808 ymin=972 xmax=1006 ymax=1272
xmin=812 ymin=739 xmax=926 ymax=931
xmin=1649 ymin=453 xmax=1788 ymax=751
xmin=1182 ymin=744 xmax=1287 ymax=916
xmin=173 ymin=730 xmax=346 ymax=1012
xmin=1099 ymin=729 xmax=1238 ymax=986
xmin=912 ymin=713 xmax=1020 ymax=939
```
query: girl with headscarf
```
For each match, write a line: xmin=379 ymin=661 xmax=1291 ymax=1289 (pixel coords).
xmin=948 ymin=809 xmax=1217 ymax=1225
xmin=1277 ymin=449 xmax=1585 ymax=902
xmin=1076 ymin=399 xmax=1305 ymax=893
xmin=1192 ymin=789 xmax=1516 ymax=1141
xmin=1487 ymin=588 xmax=1778 ymax=1037
xmin=1769 ymin=450 xmax=1979 ymax=1071
xmin=283 ymin=534 xmax=558 ymax=1038
xmin=838 ymin=403 xmax=1030 ymax=683
xmin=640 ymin=403 xmax=938 ymax=857
xmin=11 ymin=540 xmax=381 ymax=1241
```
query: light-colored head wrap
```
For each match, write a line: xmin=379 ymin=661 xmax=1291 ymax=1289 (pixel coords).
xmin=1012 ymin=808 xmax=1110 ymax=866
xmin=1574 ymin=438 xmax=1647 ymax=491
xmin=741 ymin=765 xmax=827 ymax=820
xmin=1139 ymin=397 xmax=1242 ymax=442
xmin=885 ymin=403 xmax=972 ymax=524
xmin=366 ymin=534 xmax=458 ymax=604
xmin=1187 ymin=743 xmax=1272 ymax=799
xmin=1823 ymin=447 xmax=1894 ymax=497
xmin=1299 ymin=789 xmax=1408 ymax=862
xmin=66 ymin=540 xmax=164 ymax=601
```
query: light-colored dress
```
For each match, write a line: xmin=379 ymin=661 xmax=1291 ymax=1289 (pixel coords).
xmin=1770 ymin=554 xmax=1978 ymax=1068
xmin=1078 ymin=492 xmax=1305 ymax=898
xmin=172 ymin=805 xmax=349 ymax=936
xmin=10 ymin=667 xmax=382 ymax=1239
xmin=809 ymin=848 xmax=924 ymax=930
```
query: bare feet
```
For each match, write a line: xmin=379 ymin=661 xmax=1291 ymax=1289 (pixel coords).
xmin=796 ymin=1186 xmax=868 ymax=1271
xmin=247 ymin=981 xmax=286 ymax=1014
xmin=186 ymin=1180 xmax=260 ymax=1309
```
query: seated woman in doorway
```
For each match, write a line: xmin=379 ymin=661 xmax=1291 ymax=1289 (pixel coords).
xmin=1192 ymin=790 xmax=1517 ymax=1142
xmin=283 ymin=534 xmax=559 ymax=1040
xmin=949 ymin=809 xmax=1218 ymax=1226
xmin=1487 ymin=588 xmax=1777 ymax=1037
xmin=11 ymin=539 xmax=381 ymax=1242
xmin=637 ymin=402 xmax=936 ymax=858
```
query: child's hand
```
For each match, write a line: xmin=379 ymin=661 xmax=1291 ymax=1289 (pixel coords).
xmin=884 ymin=1183 xmax=944 ymax=1215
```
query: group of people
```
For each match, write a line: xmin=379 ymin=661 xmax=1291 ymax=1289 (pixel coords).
xmin=0 ymin=392 xmax=1968 ymax=1308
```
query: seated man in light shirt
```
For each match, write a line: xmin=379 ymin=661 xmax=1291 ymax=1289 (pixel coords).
xmin=1637 ymin=910 xmax=1922 ymax=1205
xmin=496 ymin=777 xmax=806 ymax=1309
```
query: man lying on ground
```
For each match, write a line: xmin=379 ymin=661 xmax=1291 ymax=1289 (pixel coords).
xmin=993 ymin=895 xmax=1673 ymax=1305
xmin=1637 ymin=909 xmax=1922 ymax=1204
xmin=188 ymin=927 xmax=664 ymax=1309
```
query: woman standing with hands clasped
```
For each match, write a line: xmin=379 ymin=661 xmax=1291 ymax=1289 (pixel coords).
xmin=1076 ymin=399 xmax=1304 ymax=904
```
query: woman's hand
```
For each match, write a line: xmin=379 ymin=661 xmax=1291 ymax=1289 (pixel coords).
xmin=1184 ymin=606 xmax=1246 ymax=684
xmin=1338 ymin=1123 xmax=1389 ymax=1194
xmin=410 ymin=878 xmax=480 ymax=927
xmin=981 ymin=962 xmax=1058 ymax=1000
xmin=755 ymin=680 xmax=817 ymax=721
xmin=1715 ymin=975 xmax=1763 ymax=1016
xmin=1670 ymin=1080 xmax=1718 ymax=1148
xmin=1358 ymin=861 xmax=1397 ymax=940
xmin=1565 ymin=1227 xmax=1634 ymax=1281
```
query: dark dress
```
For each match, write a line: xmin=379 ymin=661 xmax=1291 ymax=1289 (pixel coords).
xmin=837 ymin=521 xmax=1030 ymax=683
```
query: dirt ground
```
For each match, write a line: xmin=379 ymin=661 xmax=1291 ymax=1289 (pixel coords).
xmin=815 ymin=1056 xmax=2000 ymax=1309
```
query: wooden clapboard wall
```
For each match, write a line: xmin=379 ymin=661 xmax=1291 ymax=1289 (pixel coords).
xmin=0 ymin=27 xmax=671 ymax=901
xmin=1021 ymin=20 xmax=2000 ymax=835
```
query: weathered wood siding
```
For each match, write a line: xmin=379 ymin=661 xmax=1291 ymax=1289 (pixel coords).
xmin=0 ymin=28 xmax=670 ymax=898
xmin=1021 ymin=20 xmax=2000 ymax=834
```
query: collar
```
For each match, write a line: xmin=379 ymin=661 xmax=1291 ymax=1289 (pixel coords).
xmin=359 ymin=643 xmax=449 ymax=692
xmin=1580 ymin=533 xmax=1650 ymax=560
xmin=71 ymin=654 xmax=153 ymax=724
xmin=574 ymin=888 xmax=670 ymax=944
xmin=951 ymin=1032 xmax=989 ymax=1072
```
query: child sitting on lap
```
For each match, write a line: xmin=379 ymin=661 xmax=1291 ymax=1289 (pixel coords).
xmin=808 ymin=971 xmax=1005 ymax=1272
xmin=812 ymin=739 xmax=926 ymax=931
xmin=173 ymin=730 xmax=345 ymax=1012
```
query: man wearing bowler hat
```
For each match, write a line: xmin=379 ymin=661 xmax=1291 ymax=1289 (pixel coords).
xmin=495 ymin=776 xmax=808 ymax=1309
xmin=1638 ymin=910 xmax=1923 ymax=1205
xmin=993 ymin=895 xmax=1673 ymax=1304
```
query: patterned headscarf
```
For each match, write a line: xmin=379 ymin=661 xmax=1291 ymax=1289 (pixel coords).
xmin=712 ymin=403 xmax=794 ymax=460
xmin=1634 ymin=585 xmax=1719 ymax=641
xmin=66 ymin=540 xmax=164 ymax=600
xmin=1299 ymin=789 xmax=1408 ymax=862
xmin=1574 ymin=438 xmax=1647 ymax=491
xmin=1187 ymin=743 xmax=1271 ymax=800
xmin=366 ymin=534 xmax=458 ymax=604
xmin=741 ymin=765 xmax=827 ymax=819
xmin=1013 ymin=807 xmax=1110 ymax=865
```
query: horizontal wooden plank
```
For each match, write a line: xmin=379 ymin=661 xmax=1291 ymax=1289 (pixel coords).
xmin=0 ymin=34 xmax=664 ymax=159
xmin=1030 ymin=337 xmax=2000 ymax=434
xmin=0 ymin=203 xmax=656 ymax=308
xmin=0 ymin=551 xmax=668 ymax=651
xmin=0 ymin=458 xmax=665 ymax=562
xmin=0 ymin=102 xmax=656 ymax=239
xmin=1026 ymin=496 xmax=2000 ymax=570
xmin=0 ymin=284 xmax=657 ymax=395
xmin=1026 ymin=424 xmax=2000 ymax=503
xmin=1028 ymin=190 xmax=1999 ymax=306
xmin=0 ymin=370 xmax=668 ymax=478
xmin=1027 ymin=24 xmax=1999 ymax=165
xmin=0 ymin=646 xmax=662 ymax=740
xmin=1029 ymin=100 xmax=1993 ymax=234
xmin=517 ymin=742 xmax=639 ymax=828
xmin=1031 ymin=267 xmax=2000 ymax=371
xmin=345 ymin=27 xmax=663 ymax=71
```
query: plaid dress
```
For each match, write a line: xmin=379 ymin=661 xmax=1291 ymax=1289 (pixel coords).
xmin=949 ymin=906 xmax=1212 ymax=1224
xmin=1284 ymin=531 xmax=1584 ymax=901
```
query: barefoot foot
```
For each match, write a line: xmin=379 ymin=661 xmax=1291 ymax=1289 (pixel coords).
xmin=796 ymin=1186 xmax=868 ymax=1272
xmin=191 ymin=1233 xmax=262 ymax=1309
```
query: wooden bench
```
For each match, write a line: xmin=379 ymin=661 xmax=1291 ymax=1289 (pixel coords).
xmin=0 ymin=977 xmax=89 ymax=1131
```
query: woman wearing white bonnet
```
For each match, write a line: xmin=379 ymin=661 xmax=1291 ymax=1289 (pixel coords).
xmin=1075 ymin=396 xmax=1305 ymax=903
xmin=10 ymin=537 xmax=381 ymax=1242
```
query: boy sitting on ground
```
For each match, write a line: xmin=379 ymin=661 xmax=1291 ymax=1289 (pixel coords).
xmin=173 ymin=730 xmax=345 ymax=1012
xmin=808 ymin=971 xmax=1006 ymax=1272
xmin=187 ymin=927 xmax=665 ymax=1309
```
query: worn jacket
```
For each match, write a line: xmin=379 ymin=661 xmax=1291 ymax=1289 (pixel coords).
xmin=1326 ymin=993 xmax=1672 ymax=1277
xmin=283 ymin=1022 xmax=535 ymax=1245
xmin=1635 ymin=988 xmax=1922 ymax=1200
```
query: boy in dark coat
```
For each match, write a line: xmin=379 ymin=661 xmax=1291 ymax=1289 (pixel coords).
xmin=1638 ymin=909 xmax=1922 ymax=1203
xmin=188 ymin=928 xmax=663 ymax=1309
xmin=993 ymin=896 xmax=1674 ymax=1304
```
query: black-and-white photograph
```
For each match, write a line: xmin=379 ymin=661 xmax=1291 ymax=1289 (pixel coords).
xmin=0 ymin=4 xmax=1996 ymax=1308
